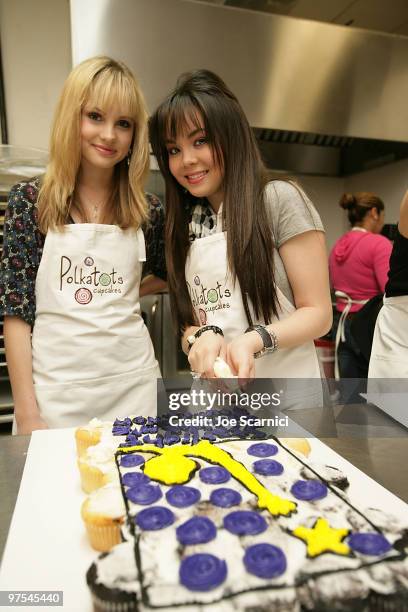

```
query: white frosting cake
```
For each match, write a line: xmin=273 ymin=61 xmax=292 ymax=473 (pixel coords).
xmin=85 ymin=429 xmax=408 ymax=612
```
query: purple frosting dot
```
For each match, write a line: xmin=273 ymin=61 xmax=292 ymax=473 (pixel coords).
xmin=114 ymin=417 xmax=132 ymax=427
xmin=244 ymin=543 xmax=287 ymax=579
xmin=253 ymin=459 xmax=284 ymax=476
xmin=348 ymin=533 xmax=392 ymax=556
xmin=164 ymin=433 xmax=180 ymax=445
xmin=210 ymin=488 xmax=242 ymax=508
xmin=133 ymin=416 xmax=146 ymax=425
xmin=199 ymin=466 xmax=230 ymax=485
xmin=119 ymin=440 xmax=143 ymax=448
xmin=252 ymin=430 xmax=267 ymax=439
xmin=176 ymin=516 xmax=217 ymax=545
xmin=121 ymin=472 xmax=150 ymax=487
xmin=166 ymin=486 xmax=201 ymax=508
xmin=179 ymin=554 xmax=227 ymax=592
xmin=291 ymin=480 xmax=328 ymax=501
xmin=112 ymin=425 xmax=131 ymax=436
xmin=125 ymin=483 xmax=162 ymax=505
xmin=120 ymin=454 xmax=145 ymax=468
xmin=247 ymin=443 xmax=278 ymax=457
xmin=202 ymin=432 xmax=216 ymax=442
xmin=224 ymin=511 xmax=267 ymax=536
xmin=135 ymin=506 xmax=174 ymax=531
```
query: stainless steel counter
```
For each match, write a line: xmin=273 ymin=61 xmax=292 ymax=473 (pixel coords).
xmin=321 ymin=437 xmax=408 ymax=503
xmin=1 ymin=427 xmax=407 ymax=561
xmin=0 ymin=435 xmax=29 ymax=560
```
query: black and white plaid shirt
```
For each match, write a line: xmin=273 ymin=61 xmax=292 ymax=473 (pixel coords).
xmin=189 ymin=202 xmax=223 ymax=242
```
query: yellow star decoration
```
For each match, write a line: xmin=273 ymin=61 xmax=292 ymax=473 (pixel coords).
xmin=292 ymin=518 xmax=350 ymax=558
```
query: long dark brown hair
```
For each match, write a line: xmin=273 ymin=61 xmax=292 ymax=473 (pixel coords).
xmin=150 ymin=69 xmax=280 ymax=332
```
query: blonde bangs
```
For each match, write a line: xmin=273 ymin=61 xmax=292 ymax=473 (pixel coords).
xmin=38 ymin=56 xmax=150 ymax=233
xmin=86 ymin=68 xmax=142 ymax=126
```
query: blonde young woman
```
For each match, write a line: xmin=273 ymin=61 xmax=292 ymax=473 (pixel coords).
xmin=0 ymin=57 xmax=166 ymax=434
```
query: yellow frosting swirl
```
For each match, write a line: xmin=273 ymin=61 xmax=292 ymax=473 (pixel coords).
xmin=120 ymin=440 xmax=296 ymax=517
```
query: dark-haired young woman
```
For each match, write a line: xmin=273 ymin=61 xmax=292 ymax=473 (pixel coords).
xmin=329 ymin=192 xmax=392 ymax=379
xmin=150 ymin=70 xmax=332 ymax=381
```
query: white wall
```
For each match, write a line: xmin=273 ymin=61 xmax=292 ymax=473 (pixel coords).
xmin=345 ymin=157 xmax=408 ymax=224
xmin=0 ymin=0 xmax=72 ymax=149
xmin=298 ymin=174 xmax=346 ymax=250
xmin=298 ymin=158 xmax=408 ymax=250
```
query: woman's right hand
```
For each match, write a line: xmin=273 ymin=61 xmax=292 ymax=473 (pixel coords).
xmin=16 ymin=413 xmax=49 ymax=435
xmin=188 ymin=331 xmax=227 ymax=378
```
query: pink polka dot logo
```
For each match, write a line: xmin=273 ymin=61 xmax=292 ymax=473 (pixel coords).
xmin=75 ymin=288 xmax=92 ymax=305
xmin=59 ymin=255 xmax=124 ymax=302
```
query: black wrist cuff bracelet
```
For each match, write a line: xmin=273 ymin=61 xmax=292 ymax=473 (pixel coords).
xmin=195 ymin=325 xmax=224 ymax=339
xmin=186 ymin=325 xmax=224 ymax=353
xmin=245 ymin=324 xmax=278 ymax=358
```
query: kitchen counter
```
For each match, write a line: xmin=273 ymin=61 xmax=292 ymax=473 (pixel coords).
xmin=0 ymin=435 xmax=29 ymax=560
xmin=1 ymin=414 xmax=407 ymax=561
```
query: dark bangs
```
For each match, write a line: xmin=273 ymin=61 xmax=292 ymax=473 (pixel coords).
xmin=150 ymin=92 xmax=224 ymax=180
xmin=150 ymin=69 xmax=279 ymax=332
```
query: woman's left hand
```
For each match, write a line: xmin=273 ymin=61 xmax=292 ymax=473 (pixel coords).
xmin=226 ymin=331 xmax=262 ymax=380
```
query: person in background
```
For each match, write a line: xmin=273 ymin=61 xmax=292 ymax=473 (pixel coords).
xmin=149 ymin=69 xmax=332 ymax=382
xmin=369 ymin=190 xmax=408 ymax=378
xmin=329 ymin=192 xmax=392 ymax=379
xmin=0 ymin=56 xmax=166 ymax=434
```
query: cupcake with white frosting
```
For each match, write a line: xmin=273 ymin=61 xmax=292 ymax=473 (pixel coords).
xmin=86 ymin=541 xmax=139 ymax=611
xmin=75 ymin=418 xmax=113 ymax=458
xmin=81 ymin=483 xmax=126 ymax=552
xmin=78 ymin=438 xmax=120 ymax=493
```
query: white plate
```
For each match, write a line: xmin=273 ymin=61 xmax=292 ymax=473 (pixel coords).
xmin=0 ymin=428 xmax=407 ymax=612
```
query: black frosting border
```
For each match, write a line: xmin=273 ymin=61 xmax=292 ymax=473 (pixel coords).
xmin=112 ymin=435 xmax=408 ymax=610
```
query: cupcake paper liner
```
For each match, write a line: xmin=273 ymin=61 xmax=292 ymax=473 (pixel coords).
xmin=75 ymin=429 xmax=101 ymax=459
xmin=79 ymin=462 xmax=113 ymax=494
xmin=84 ymin=521 xmax=122 ymax=553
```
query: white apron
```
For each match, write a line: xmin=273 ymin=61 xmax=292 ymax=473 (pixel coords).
xmin=368 ymin=295 xmax=408 ymax=378
xmin=30 ymin=224 xmax=160 ymax=429
xmin=185 ymin=232 xmax=321 ymax=409
xmin=334 ymin=290 xmax=368 ymax=380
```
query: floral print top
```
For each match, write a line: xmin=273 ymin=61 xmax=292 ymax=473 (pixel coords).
xmin=0 ymin=177 xmax=166 ymax=327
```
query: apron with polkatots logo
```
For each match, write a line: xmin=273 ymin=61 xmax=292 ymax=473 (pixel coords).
xmin=185 ymin=231 xmax=322 ymax=409
xmin=30 ymin=224 xmax=160 ymax=428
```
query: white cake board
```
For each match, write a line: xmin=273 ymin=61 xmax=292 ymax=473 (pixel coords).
xmin=0 ymin=428 xmax=407 ymax=612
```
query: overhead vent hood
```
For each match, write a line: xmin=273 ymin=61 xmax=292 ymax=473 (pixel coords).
xmin=70 ymin=0 xmax=408 ymax=176
xmin=254 ymin=128 xmax=408 ymax=177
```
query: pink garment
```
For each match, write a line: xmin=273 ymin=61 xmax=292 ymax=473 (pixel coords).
xmin=329 ymin=230 xmax=392 ymax=312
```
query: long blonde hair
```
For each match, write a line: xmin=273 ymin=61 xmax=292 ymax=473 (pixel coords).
xmin=38 ymin=56 xmax=150 ymax=232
